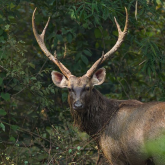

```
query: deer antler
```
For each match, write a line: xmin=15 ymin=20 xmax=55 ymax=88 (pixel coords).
xmin=32 ymin=8 xmax=72 ymax=78
xmin=85 ymin=8 xmax=128 ymax=78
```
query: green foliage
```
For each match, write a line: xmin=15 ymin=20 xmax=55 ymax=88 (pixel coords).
xmin=0 ymin=0 xmax=165 ymax=164
xmin=0 ymin=123 xmax=5 ymax=132
xmin=145 ymin=134 xmax=165 ymax=163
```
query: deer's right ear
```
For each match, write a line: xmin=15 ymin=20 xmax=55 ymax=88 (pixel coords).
xmin=51 ymin=71 xmax=69 ymax=88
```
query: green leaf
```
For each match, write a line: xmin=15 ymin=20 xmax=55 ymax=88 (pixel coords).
xmin=0 ymin=51 xmax=7 ymax=59
xmin=70 ymin=8 xmax=76 ymax=19
xmin=150 ymin=42 xmax=157 ymax=57
xmin=0 ymin=29 xmax=3 ymax=35
xmin=11 ymin=125 xmax=19 ymax=131
xmin=49 ymin=0 xmax=56 ymax=6
xmin=82 ymin=23 xmax=88 ymax=28
xmin=0 ymin=123 xmax=5 ymax=131
xmin=77 ymin=146 xmax=81 ymax=150
xmin=67 ymin=33 xmax=72 ymax=43
xmin=8 ymin=16 xmax=15 ymax=20
xmin=0 ymin=36 xmax=4 ymax=43
xmin=0 ymin=77 xmax=3 ymax=85
xmin=92 ymin=2 xmax=95 ymax=14
xmin=75 ymin=5 xmax=83 ymax=15
xmin=75 ymin=52 xmax=82 ymax=61
xmin=94 ymin=29 xmax=101 ymax=38
xmin=0 ymin=18 xmax=3 ymax=24
xmin=28 ymin=63 xmax=35 ymax=69
xmin=30 ymin=77 xmax=37 ymax=80
xmin=5 ymin=25 xmax=10 ymax=31
xmin=81 ymin=55 xmax=88 ymax=65
xmin=9 ymin=136 xmax=15 ymax=142
xmin=1 ymin=92 xmax=10 ymax=101
xmin=10 ymin=3 xmax=15 ymax=9
xmin=0 ymin=109 xmax=7 ymax=116
xmin=57 ymin=35 xmax=63 ymax=41
xmin=68 ymin=149 xmax=72 ymax=153
xmin=62 ymin=92 xmax=67 ymax=102
xmin=83 ymin=50 xmax=92 ymax=57
xmin=95 ymin=42 xmax=99 ymax=48
xmin=24 ymin=161 xmax=28 ymax=165
xmin=79 ymin=8 xmax=84 ymax=18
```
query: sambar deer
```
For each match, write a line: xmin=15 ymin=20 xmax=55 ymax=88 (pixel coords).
xmin=32 ymin=8 xmax=165 ymax=165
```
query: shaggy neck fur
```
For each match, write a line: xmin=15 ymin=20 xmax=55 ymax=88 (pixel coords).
xmin=69 ymin=88 xmax=121 ymax=137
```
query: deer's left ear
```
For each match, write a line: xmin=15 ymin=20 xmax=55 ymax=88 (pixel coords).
xmin=91 ymin=68 xmax=106 ymax=86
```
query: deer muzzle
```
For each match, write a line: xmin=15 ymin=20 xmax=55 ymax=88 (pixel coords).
xmin=73 ymin=100 xmax=84 ymax=110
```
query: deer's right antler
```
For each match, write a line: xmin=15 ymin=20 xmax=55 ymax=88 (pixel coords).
xmin=32 ymin=8 xmax=73 ymax=79
xmin=85 ymin=8 xmax=128 ymax=78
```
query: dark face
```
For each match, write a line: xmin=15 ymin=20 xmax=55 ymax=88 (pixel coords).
xmin=51 ymin=68 xmax=106 ymax=112
xmin=67 ymin=76 xmax=92 ymax=111
xmin=68 ymin=84 xmax=91 ymax=111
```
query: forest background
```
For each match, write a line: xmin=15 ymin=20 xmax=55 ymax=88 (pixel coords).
xmin=0 ymin=0 xmax=165 ymax=164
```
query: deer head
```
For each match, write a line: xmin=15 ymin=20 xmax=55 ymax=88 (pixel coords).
xmin=32 ymin=8 xmax=128 ymax=111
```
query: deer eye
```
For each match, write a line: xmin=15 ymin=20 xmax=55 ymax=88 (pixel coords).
xmin=86 ymin=87 xmax=90 ymax=91
xmin=68 ymin=88 xmax=72 ymax=92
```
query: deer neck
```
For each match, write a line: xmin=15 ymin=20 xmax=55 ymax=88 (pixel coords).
xmin=70 ymin=88 xmax=120 ymax=137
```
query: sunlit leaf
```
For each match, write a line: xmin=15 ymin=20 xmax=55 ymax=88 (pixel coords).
xmin=10 ymin=3 xmax=15 ymax=9
xmin=0 ymin=123 xmax=5 ymax=131
xmin=69 ymin=149 xmax=72 ymax=153
xmin=77 ymin=146 xmax=81 ymax=150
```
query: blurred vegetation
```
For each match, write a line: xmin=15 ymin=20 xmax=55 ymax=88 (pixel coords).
xmin=0 ymin=0 xmax=165 ymax=164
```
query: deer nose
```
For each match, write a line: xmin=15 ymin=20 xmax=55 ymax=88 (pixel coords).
xmin=74 ymin=100 xmax=83 ymax=109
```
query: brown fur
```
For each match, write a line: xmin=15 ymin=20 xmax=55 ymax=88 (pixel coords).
xmin=69 ymin=88 xmax=165 ymax=165
xmin=69 ymin=89 xmax=142 ymax=136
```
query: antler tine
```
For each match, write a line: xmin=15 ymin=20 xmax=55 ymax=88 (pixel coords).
xmin=85 ymin=8 xmax=128 ymax=78
xmin=32 ymin=8 xmax=72 ymax=78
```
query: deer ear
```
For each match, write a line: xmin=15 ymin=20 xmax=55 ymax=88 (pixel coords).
xmin=91 ymin=68 xmax=106 ymax=86
xmin=51 ymin=71 xmax=69 ymax=88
